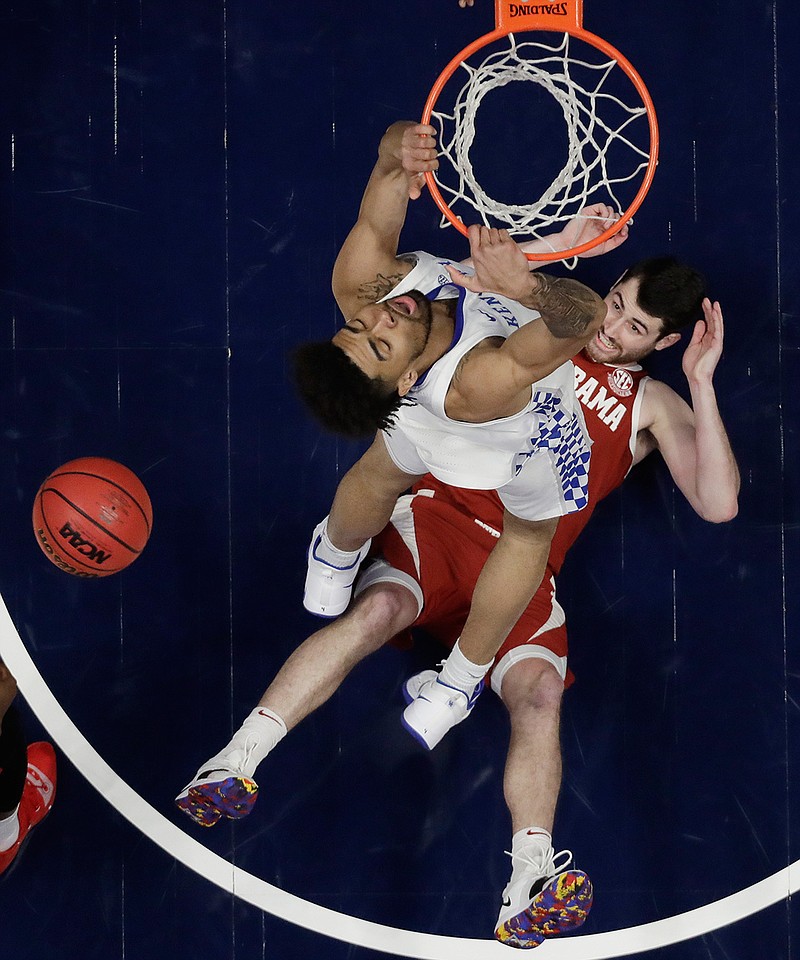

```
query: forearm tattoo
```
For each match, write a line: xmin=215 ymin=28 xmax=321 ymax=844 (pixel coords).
xmin=528 ymin=273 xmax=604 ymax=338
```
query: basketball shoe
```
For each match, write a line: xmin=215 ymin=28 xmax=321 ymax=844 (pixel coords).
xmin=0 ymin=741 xmax=57 ymax=877
xmin=303 ymin=518 xmax=371 ymax=618
xmin=402 ymin=669 xmax=483 ymax=750
xmin=495 ymin=845 xmax=593 ymax=949
xmin=175 ymin=747 xmax=259 ymax=828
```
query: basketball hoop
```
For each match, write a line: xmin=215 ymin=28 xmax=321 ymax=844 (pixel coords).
xmin=422 ymin=0 xmax=659 ymax=261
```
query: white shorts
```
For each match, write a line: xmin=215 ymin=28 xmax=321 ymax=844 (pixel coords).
xmin=381 ymin=425 xmax=589 ymax=522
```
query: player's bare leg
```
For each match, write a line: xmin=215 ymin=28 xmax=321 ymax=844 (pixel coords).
xmin=494 ymin=658 xmax=592 ymax=948
xmin=501 ymin=659 xmax=562 ymax=835
xmin=176 ymin=582 xmax=419 ymax=826
xmin=261 ymin=583 xmax=416 ymax=728
xmin=458 ymin=513 xmax=557 ymax=665
xmin=403 ymin=513 xmax=557 ymax=750
xmin=304 ymin=437 xmax=424 ymax=616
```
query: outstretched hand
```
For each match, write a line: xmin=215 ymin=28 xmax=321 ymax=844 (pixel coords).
xmin=446 ymin=225 xmax=533 ymax=301
xmin=379 ymin=122 xmax=439 ymax=200
xmin=559 ymin=203 xmax=630 ymax=258
xmin=682 ymin=298 xmax=724 ymax=385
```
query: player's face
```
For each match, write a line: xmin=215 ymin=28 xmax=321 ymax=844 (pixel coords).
xmin=586 ymin=277 xmax=666 ymax=365
xmin=332 ymin=291 xmax=433 ymax=391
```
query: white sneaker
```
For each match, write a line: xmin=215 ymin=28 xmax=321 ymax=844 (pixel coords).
xmin=495 ymin=846 xmax=593 ymax=948
xmin=175 ymin=744 xmax=259 ymax=828
xmin=401 ymin=670 xmax=483 ymax=750
xmin=303 ymin=518 xmax=371 ymax=618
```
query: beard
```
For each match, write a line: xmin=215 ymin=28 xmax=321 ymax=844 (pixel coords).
xmin=405 ymin=290 xmax=434 ymax=327
xmin=399 ymin=289 xmax=434 ymax=358
xmin=584 ymin=332 xmax=651 ymax=366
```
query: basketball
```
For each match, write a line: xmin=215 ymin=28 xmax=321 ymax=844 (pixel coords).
xmin=32 ymin=457 xmax=153 ymax=578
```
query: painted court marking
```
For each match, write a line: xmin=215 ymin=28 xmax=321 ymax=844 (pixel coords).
xmin=0 ymin=592 xmax=795 ymax=958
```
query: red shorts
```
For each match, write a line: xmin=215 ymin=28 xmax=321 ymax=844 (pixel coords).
xmin=354 ymin=486 xmax=572 ymax=695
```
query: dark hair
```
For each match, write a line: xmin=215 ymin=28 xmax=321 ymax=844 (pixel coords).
xmin=292 ymin=340 xmax=406 ymax=438
xmin=619 ymin=257 xmax=707 ymax=337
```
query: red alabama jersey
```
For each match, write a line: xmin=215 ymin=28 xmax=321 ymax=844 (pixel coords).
xmin=413 ymin=351 xmax=651 ymax=574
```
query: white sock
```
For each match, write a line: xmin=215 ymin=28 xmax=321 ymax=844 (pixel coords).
xmin=0 ymin=808 xmax=20 ymax=852
xmin=509 ymin=827 xmax=553 ymax=877
xmin=315 ymin=519 xmax=364 ymax=565
xmin=438 ymin=639 xmax=493 ymax=695
xmin=208 ymin=707 xmax=287 ymax=779
xmin=512 ymin=826 xmax=552 ymax=857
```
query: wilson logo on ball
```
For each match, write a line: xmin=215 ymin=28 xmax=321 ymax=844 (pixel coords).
xmin=35 ymin=527 xmax=100 ymax=579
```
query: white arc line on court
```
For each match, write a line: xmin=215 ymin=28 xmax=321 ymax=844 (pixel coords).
xmin=0 ymin=591 xmax=795 ymax=959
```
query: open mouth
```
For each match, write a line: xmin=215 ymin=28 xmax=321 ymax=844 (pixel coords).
xmin=389 ymin=295 xmax=418 ymax=316
xmin=596 ymin=330 xmax=617 ymax=351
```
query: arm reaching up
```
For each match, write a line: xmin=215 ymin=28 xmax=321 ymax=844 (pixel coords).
xmin=513 ymin=203 xmax=631 ymax=262
xmin=444 ymin=225 xmax=606 ymax=420
xmin=332 ymin=122 xmax=439 ymax=313
xmin=447 ymin=226 xmax=605 ymax=336
xmin=641 ymin=298 xmax=740 ymax=523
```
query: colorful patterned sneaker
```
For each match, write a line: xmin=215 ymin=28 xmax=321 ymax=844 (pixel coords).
xmin=401 ymin=671 xmax=483 ymax=750
xmin=175 ymin=749 xmax=259 ymax=828
xmin=494 ymin=846 xmax=593 ymax=949
xmin=303 ymin=518 xmax=372 ymax=618
xmin=0 ymin=741 xmax=57 ymax=877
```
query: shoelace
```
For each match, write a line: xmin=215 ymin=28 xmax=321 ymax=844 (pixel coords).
xmin=202 ymin=733 xmax=260 ymax=780
xmin=234 ymin=734 xmax=260 ymax=777
xmin=504 ymin=844 xmax=573 ymax=881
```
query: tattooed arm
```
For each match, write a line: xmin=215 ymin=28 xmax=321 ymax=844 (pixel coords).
xmin=444 ymin=225 xmax=607 ymax=420
xmin=332 ymin=123 xmax=438 ymax=317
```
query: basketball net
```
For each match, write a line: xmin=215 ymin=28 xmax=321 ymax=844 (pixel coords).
xmin=423 ymin=0 xmax=658 ymax=261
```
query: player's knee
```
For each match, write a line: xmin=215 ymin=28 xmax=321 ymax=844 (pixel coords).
xmin=350 ymin=583 xmax=416 ymax=640
xmin=502 ymin=659 xmax=563 ymax=717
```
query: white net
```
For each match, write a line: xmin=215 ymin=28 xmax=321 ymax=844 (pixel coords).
xmin=430 ymin=31 xmax=653 ymax=252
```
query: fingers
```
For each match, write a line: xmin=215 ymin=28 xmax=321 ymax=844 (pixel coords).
xmin=688 ymin=317 xmax=707 ymax=347
xmin=401 ymin=124 xmax=438 ymax=174
xmin=700 ymin=298 xmax=724 ymax=340
xmin=445 ymin=264 xmax=481 ymax=292
xmin=467 ymin=224 xmax=513 ymax=248
xmin=401 ymin=123 xmax=436 ymax=149
xmin=407 ymin=172 xmax=428 ymax=201
xmin=702 ymin=297 xmax=723 ymax=322
xmin=578 ymin=202 xmax=616 ymax=223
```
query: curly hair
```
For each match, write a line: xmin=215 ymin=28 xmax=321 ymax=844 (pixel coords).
xmin=620 ymin=257 xmax=707 ymax=336
xmin=292 ymin=340 xmax=407 ymax=438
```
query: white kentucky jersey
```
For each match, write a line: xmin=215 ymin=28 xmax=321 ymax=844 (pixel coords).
xmin=379 ymin=252 xmax=592 ymax=520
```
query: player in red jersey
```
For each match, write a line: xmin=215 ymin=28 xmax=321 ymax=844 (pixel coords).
xmin=0 ymin=660 xmax=57 ymax=877
xmin=177 ymin=254 xmax=739 ymax=949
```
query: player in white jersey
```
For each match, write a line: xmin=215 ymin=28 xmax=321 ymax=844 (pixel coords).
xmin=292 ymin=121 xmax=617 ymax=750
xmin=369 ymin=251 xmax=591 ymax=519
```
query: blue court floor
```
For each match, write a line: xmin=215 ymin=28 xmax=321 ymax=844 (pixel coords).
xmin=1 ymin=1 xmax=799 ymax=958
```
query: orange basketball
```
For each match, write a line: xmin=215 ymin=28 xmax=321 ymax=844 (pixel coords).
xmin=32 ymin=457 xmax=153 ymax=578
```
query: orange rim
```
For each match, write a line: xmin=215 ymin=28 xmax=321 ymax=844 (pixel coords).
xmin=421 ymin=27 xmax=659 ymax=262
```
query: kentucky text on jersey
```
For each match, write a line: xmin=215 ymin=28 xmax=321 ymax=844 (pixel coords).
xmin=475 ymin=294 xmax=520 ymax=329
